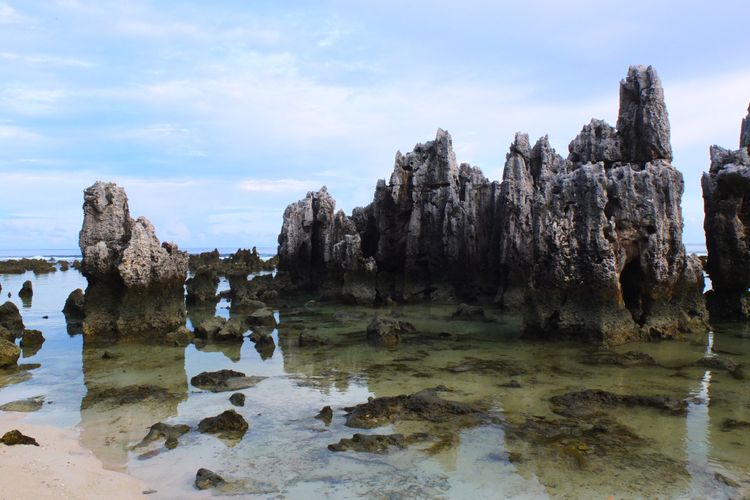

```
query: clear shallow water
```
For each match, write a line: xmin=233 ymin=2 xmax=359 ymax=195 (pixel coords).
xmin=0 ymin=268 xmax=748 ymax=499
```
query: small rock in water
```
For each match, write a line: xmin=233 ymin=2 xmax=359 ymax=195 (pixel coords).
xmin=195 ymin=468 xmax=225 ymax=490
xmin=0 ymin=396 xmax=44 ymax=412
xmin=18 ymin=281 xmax=33 ymax=299
xmin=366 ymin=317 xmax=415 ymax=347
xmin=1 ymin=429 xmax=38 ymax=446
xmin=0 ymin=338 xmax=20 ymax=368
xmin=452 ymin=303 xmax=485 ymax=320
xmin=315 ymin=405 xmax=333 ymax=425
xmin=499 ymin=380 xmax=522 ymax=389
xmin=190 ymin=369 xmax=266 ymax=393
xmin=229 ymin=393 xmax=245 ymax=407
xmin=198 ymin=409 xmax=249 ymax=440
xmin=298 ymin=330 xmax=330 ymax=347
xmin=135 ymin=422 xmax=191 ymax=450
xmin=19 ymin=330 xmax=45 ymax=348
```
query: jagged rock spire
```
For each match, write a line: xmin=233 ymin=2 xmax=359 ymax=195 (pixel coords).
xmin=616 ymin=65 xmax=672 ymax=162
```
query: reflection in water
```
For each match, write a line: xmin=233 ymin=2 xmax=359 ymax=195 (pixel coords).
xmin=78 ymin=340 xmax=188 ymax=469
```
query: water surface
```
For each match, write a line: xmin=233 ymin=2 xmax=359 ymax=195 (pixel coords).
xmin=0 ymin=267 xmax=748 ymax=499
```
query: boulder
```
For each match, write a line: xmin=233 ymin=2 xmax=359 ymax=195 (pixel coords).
xmin=0 ymin=339 xmax=20 ymax=368
xmin=246 ymin=307 xmax=276 ymax=327
xmin=18 ymin=281 xmax=32 ymax=299
xmin=190 ymin=369 xmax=266 ymax=393
xmin=366 ymin=317 xmax=415 ymax=347
xmin=0 ymin=301 xmax=24 ymax=335
xmin=78 ymin=181 xmax=188 ymax=338
xmin=194 ymin=317 xmax=226 ymax=339
xmin=19 ymin=330 xmax=45 ymax=348
xmin=1 ymin=429 xmax=38 ymax=446
xmin=195 ymin=468 xmax=225 ymax=490
xmin=214 ymin=318 xmax=246 ymax=342
xmin=62 ymin=289 xmax=85 ymax=331
xmin=198 ymin=409 xmax=248 ymax=440
xmin=229 ymin=393 xmax=245 ymax=407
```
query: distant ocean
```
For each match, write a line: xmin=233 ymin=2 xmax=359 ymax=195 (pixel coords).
xmin=0 ymin=247 xmax=278 ymax=261
xmin=0 ymin=244 xmax=707 ymax=261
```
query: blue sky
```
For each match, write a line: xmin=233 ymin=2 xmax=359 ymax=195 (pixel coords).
xmin=0 ymin=0 xmax=749 ymax=250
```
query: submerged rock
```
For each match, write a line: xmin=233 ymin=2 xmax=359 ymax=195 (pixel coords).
xmin=190 ymin=369 xmax=266 ymax=393
xmin=195 ymin=468 xmax=225 ymax=490
xmin=452 ymin=303 xmax=485 ymax=320
xmin=702 ymin=104 xmax=750 ymax=319
xmin=194 ymin=316 xmax=226 ymax=339
xmin=695 ymin=355 xmax=745 ymax=379
xmin=0 ymin=301 xmax=24 ymax=336
xmin=328 ymin=432 xmax=430 ymax=454
xmin=135 ymin=422 xmax=190 ymax=449
xmin=549 ymin=389 xmax=686 ymax=417
xmin=1 ymin=429 xmax=39 ymax=446
xmin=366 ymin=317 xmax=415 ymax=347
xmin=315 ymin=405 xmax=333 ymax=425
xmin=163 ymin=326 xmax=193 ymax=347
xmin=198 ymin=409 xmax=248 ymax=440
xmin=0 ymin=396 xmax=44 ymax=413
xmin=342 ymin=387 xmax=487 ymax=429
xmin=579 ymin=350 xmax=657 ymax=367
xmin=298 ymin=329 xmax=330 ymax=347
xmin=0 ymin=339 xmax=20 ymax=368
xmin=275 ymin=66 xmax=706 ymax=344
xmin=78 ymin=181 xmax=188 ymax=338
xmin=229 ymin=393 xmax=245 ymax=407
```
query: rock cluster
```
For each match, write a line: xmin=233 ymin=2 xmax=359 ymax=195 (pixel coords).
xmin=78 ymin=181 xmax=188 ymax=338
xmin=276 ymin=66 xmax=707 ymax=344
xmin=702 ymin=104 xmax=750 ymax=319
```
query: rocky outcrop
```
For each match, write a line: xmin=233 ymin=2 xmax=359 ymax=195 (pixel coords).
xmin=0 ymin=302 xmax=24 ymax=336
xmin=702 ymin=104 xmax=750 ymax=320
xmin=78 ymin=181 xmax=188 ymax=338
xmin=276 ymin=66 xmax=706 ymax=344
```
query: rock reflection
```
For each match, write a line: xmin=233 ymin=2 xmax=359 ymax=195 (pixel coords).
xmin=78 ymin=339 xmax=188 ymax=469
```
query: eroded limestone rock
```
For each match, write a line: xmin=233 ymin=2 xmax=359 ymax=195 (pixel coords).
xmin=79 ymin=182 xmax=188 ymax=338
xmin=702 ymin=104 xmax=750 ymax=320
xmin=275 ymin=66 xmax=705 ymax=345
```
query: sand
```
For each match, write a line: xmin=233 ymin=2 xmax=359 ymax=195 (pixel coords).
xmin=0 ymin=413 xmax=147 ymax=500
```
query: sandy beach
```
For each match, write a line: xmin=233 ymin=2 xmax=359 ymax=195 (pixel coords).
xmin=0 ymin=413 xmax=146 ymax=500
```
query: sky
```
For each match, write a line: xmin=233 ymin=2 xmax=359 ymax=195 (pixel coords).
xmin=0 ymin=0 xmax=749 ymax=251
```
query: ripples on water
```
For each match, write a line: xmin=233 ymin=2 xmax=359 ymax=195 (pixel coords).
xmin=0 ymin=266 xmax=748 ymax=499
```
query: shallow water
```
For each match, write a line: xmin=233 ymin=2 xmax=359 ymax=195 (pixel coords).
xmin=0 ymin=268 xmax=748 ymax=499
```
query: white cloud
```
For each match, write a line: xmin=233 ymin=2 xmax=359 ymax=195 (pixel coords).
xmin=0 ymin=87 xmax=67 ymax=114
xmin=0 ymin=3 xmax=30 ymax=25
xmin=239 ymin=179 xmax=321 ymax=193
xmin=0 ymin=52 xmax=93 ymax=67
xmin=0 ymin=124 xmax=40 ymax=141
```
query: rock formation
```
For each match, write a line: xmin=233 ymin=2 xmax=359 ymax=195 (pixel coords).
xmin=78 ymin=181 xmax=188 ymax=338
xmin=702 ymin=104 xmax=750 ymax=319
xmin=276 ymin=65 xmax=707 ymax=344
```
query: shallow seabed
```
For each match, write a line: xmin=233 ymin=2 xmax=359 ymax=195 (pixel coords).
xmin=0 ymin=269 xmax=748 ymax=499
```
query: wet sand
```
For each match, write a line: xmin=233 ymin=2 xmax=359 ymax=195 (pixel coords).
xmin=0 ymin=413 xmax=146 ymax=500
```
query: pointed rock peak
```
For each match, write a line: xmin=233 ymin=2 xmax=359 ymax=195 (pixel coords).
xmin=616 ymin=65 xmax=672 ymax=162
xmin=510 ymin=132 xmax=531 ymax=158
xmin=740 ymin=102 xmax=750 ymax=150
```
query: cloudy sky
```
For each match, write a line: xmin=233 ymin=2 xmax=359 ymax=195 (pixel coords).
xmin=1 ymin=0 xmax=748 ymax=251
